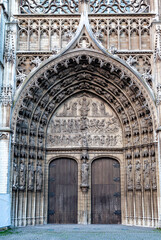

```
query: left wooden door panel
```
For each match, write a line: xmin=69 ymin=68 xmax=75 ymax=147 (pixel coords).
xmin=48 ymin=158 xmax=78 ymax=223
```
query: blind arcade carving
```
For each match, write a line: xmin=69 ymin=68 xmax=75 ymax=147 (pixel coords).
xmin=47 ymin=94 xmax=123 ymax=148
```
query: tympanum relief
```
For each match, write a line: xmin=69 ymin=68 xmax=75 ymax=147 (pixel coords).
xmin=47 ymin=94 xmax=123 ymax=148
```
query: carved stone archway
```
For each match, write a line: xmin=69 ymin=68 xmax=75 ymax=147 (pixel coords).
xmin=11 ymin=49 xmax=158 ymax=227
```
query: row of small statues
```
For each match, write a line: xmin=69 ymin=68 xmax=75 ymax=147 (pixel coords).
xmin=13 ymin=158 xmax=89 ymax=191
xmin=127 ymin=159 xmax=157 ymax=190
xmin=13 ymin=159 xmax=43 ymax=191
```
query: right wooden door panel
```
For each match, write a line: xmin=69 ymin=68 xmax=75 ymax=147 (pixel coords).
xmin=91 ymin=158 xmax=121 ymax=224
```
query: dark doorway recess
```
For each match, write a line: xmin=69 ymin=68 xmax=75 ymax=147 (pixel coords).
xmin=91 ymin=158 xmax=121 ymax=224
xmin=48 ymin=158 xmax=78 ymax=223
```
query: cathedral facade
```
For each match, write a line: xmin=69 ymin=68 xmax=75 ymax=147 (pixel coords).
xmin=0 ymin=0 xmax=161 ymax=228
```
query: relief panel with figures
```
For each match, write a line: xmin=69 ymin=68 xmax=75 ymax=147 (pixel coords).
xmin=47 ymin=93 xmax=123 ymax=148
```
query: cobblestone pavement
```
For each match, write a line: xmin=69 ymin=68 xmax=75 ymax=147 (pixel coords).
xmin=0 ymin=224 xmax=161 ymax=240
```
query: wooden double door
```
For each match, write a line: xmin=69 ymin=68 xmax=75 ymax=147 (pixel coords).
xmin=48 ymin=157 xmax=121 ymax=224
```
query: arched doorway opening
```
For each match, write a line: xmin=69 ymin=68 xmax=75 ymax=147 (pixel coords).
xmin=48 ymin=158 xmax=78 ymax=224
xmin=91 ymin=158 xmax=121 ymax=224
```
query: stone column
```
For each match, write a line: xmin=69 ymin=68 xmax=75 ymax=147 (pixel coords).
xmin=0 ymin=16 xmax=17 ymax=227
xmin=152 ymin=21 xmax=161 ymax=227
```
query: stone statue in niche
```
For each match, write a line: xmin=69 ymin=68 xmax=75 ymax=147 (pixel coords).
xmin=127 ymin=160 xmax=133 ymax=190
xmin=151 ymin=159 xmax=157 ymax=190
xmin=19 ymin=159 xmax=26 ymax=190
xmin=143 ymin=160 xmax=150 ymax=190
xmin=28 ymin=161 xmax=35 ymax=191
xmin=12 ymin=159 xmax=19 ymax=190
xmin=36 ymin=161 xmax=43 ymax=191
xmin=81 ymin=159 xmax=89 ymax=188
xmin=135 ymin=160 xmax=141 ymax=190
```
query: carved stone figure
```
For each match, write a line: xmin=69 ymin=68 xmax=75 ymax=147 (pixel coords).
xmin=79 ymin=97 xmax=90 ymax=116
xmin=151 ymin=159 xmax=157 ymax=190
xmin=143 ymin=160 xmax=150 ymax=190
xmin=81 ymin=159 xmax=89 ymax=187
xmin=19 ymin=159 xmax=26 ymax=190
xmin=28 ymin=161 xmax=35 ymax=191
xmin=58 ymin=103 xmax=70 ymax=116
xmin=100 ymin=102 xmax=106 ymax=116
xmin=135 ymin=160 xmax=141 ymax=190
xmin=127 ymin=160 xmax=133 ymax=190
xmin=12 ymin=160 xmax=19 ymax=190
xmin=36 ymin=162 xmax=43 ymax=191
xmin=71 ymin=102 xmax=77 ymax=116
xmin=92 ymin=102 xmax=98 ymax=116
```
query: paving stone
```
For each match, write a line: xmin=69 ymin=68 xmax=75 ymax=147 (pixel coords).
xmin=0 ymin=225 xmax=161 ymax=240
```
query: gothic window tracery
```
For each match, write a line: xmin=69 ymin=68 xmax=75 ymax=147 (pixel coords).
xmin=20 ymin=0 xmax=150 ymax=14
xmin=20 ymin=0 xmax=79 ymax=14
